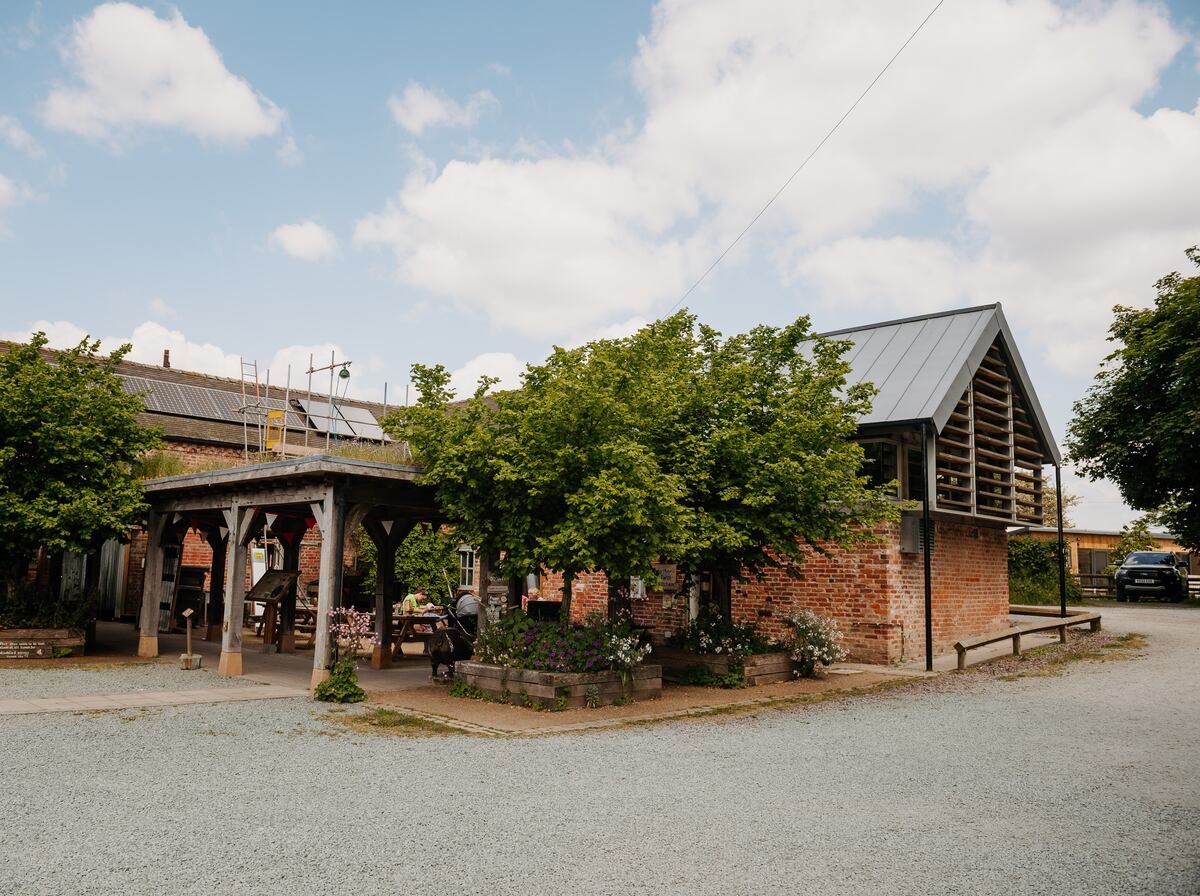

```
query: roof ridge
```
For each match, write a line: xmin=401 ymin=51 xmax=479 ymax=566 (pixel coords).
xmin=815 ymin=303 xmax=1000 ymax=338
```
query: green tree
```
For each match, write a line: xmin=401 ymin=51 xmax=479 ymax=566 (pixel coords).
xmin=1068 ymin=248 xmax=1200 ymax=550
xmin=354 ymin=522 xmax=460 ymax=603
xmin=0 ymin=334 xmax=161 ymax=599
xmin=388 ymin=311 xmax=899 ymax=617
xmin=1041 ymin=485 xmax=1080 ymax=529
xmin=1106 ymin=516 xmax=1158 ymax=572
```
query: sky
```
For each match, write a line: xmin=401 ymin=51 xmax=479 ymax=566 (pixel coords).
xmin=1 ymin=0 xmax=1198 ymax=531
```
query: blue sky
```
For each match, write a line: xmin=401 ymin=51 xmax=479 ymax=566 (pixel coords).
xmin=2 ymin=0 xmax=1199 ymax=530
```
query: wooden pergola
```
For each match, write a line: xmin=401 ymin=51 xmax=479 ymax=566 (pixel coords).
xmin=135 ymin=455 xmax=444 ymax=688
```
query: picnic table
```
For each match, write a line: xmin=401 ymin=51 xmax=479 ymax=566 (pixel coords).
xmin=390 ymin=613 xmax=446 ymax=659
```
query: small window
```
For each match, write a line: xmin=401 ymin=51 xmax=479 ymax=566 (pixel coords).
xmin=860 ymin=441 xmax=899 ymax=493
xmin=906 ymin=447 xmax=926 ymax=502
xmin=457 ymin=547 xmax=475 ymax=589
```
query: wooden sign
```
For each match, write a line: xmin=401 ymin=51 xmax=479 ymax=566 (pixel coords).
xmin=0 ymin=628 xmax=85 ymax=659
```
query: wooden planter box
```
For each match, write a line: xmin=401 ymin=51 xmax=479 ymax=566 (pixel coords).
xmin=655 ymin=647 xmax=796 ymax=686
xmin=454 ymin=661 xmax=662 ymax=709
xmin=0 ymin=628 xmax=86 ymax=659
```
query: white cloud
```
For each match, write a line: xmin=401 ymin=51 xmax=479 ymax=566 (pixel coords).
xmin=487 ymin=63 xmax=512 ymax=77
xmin=0 ymin=173 xmax=32 ymax=208
xmin=42 ymin=2 xmax=284 ymax=145
xmin=277 ymin=134 xmax=303 ymax=166
xmin=148 ymin=298 xmax=176 ymax=319
xmin=356 ymin=0 xmax=1196 ymax=361
xmin=387 ymin=82 xmax=498 ymax=135
xmin=0 ymin=115 xmax=44 ymax=157
xmin=448 ymin=351 xmax=526 ymax=397
xmin=269 ymin=220 xmax=338 ymax=262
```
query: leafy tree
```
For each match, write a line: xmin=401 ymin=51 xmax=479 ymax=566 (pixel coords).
xmin=0 ymin=334 xmax=160 ymax=599
xmin=1106 ymin=516 xmax=1158 ymax=572
xmin=388 ymin=311 xmax=899 ymax=617
xmin=353 ymin=522 xmax=460 ymax=603
xmin=1068 ymin=248 xmax=1200 ymax=549
xmin=1007 ymin=536 xmax=1081 ymax=605
xmin=1041 ymin=485 xmax=1080 ymax=529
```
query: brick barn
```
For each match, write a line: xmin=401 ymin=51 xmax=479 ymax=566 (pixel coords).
xmin=543 ymin=304 xmax=1061 ymax=665
xmin=5 ymin=301 xmax=1060 ymax=670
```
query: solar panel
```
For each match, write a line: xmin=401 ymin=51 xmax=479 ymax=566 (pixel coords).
xmin=121 ymin=375 xmax=306 ymax=428
xmin=336 ymin=403 xmax=388 ymax=441
xmin=294 ymin=397 xmax=357 ymax=438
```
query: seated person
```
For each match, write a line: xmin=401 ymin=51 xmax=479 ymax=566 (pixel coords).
xmin=454 ymin=589 xmax=481 ymax=634
xmin=400 ymin=589 xmax=438 ymax=632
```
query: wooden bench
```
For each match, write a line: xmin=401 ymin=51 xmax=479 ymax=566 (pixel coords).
xmin=954 ymin=610 xmax=1102 ymax=671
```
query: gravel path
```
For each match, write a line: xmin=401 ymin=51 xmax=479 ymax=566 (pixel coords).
xmin=0 ymin=662 xmax=257 ymax=698
xmin=2 ymin=604 xmax=1197 ymax=896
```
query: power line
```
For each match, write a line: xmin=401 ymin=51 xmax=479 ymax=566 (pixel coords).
xmin=669 ymin=0 xmax=948 ymax=313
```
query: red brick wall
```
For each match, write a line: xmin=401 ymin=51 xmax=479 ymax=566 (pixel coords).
xmin=534 ymin=519 xmax=1009 ymax=666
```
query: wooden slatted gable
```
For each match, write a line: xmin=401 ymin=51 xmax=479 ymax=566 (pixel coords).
xmin=933 ymin=336 xmax=1045 ymax=525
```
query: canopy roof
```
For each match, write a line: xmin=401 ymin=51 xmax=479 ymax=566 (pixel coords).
xmin=816 ymin=303 xmax=1060 ymax=464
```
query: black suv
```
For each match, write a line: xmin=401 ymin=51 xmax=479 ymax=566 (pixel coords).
xmin=1114 ymin=552 xmax=1190 ymax=602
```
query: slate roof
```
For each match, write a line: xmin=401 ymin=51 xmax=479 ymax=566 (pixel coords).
xmin=815 ymin=303 xmax=1061 ymax=464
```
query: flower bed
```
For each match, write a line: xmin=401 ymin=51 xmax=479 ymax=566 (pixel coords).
xmin=454 ymin=661 xmax=662 ymax=709
xmin=0 ymin=627 xmax=86 ymax=659
xmin=655 ymin=646 xmax=795 ymax=686
xmin=459 ymin=610 xmax=659 ymax=708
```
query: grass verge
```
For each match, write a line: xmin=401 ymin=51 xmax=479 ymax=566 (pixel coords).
xmin=326 ymin=707 xmax=468 ymax=737
xmin=998 ymin=632 xmax=1147 ymax=681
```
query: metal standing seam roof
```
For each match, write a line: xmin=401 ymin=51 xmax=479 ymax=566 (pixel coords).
xmin=812 ymin=303 xmax=1061 ymax=465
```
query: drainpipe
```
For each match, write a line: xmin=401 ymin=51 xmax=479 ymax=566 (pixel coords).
xmin=1055 ymin=463 xmax=1067 ymax=618
xmin=922 ymin=421 xmax=933 ymax=672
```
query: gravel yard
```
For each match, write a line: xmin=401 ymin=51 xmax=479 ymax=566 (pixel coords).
xmin=0 ymin=663 xmax=257 ymax=699
xmin=2 ymin=604 xmax=1197 ymax=896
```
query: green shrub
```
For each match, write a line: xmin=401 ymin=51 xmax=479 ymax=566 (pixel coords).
xmin=782 ymin=610 xmax=847 ymax=677
xmin=1008 ymin=537 xmax=1082 ymax=605
xmin=313 ymin=658 xmax=366 ymax=703
xmin=676 ymin=663 xmax=746 ymax=689
xmin=0 ymin=587 xmax=96 ymax=630
xmin=672 ymin=605 xmax=772 ymax=658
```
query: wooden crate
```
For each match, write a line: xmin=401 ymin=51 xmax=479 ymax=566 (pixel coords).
xmin=0 ymin=628 xmax=86 ymax=659
xmin=655 ymin=647 xmax=796 ymax=686
xmin=455 ymin=661 xmax=662 ymax=709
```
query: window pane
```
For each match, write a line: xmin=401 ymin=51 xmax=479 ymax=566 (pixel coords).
xmin=457 ymin=549 xmax=475 ymax=588
xmin=860 ymin=442 xmax=898 ymax=492
xmin=906 ymin=448 xmax=925 ymax=502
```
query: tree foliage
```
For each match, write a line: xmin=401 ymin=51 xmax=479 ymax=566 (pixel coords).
xmin=1007 ymin=536 xmax=1080 ymax=605
xmin=0 ymin=334 xmax=160 ymax=597
xmin=1041 ymin=485 xmax=1080 ymax=530
xmin=353 ymin=522 xmax=460 ymax=603
xmin=1106 ymin=516 xmax=1158 ymax=572
xmin=1067 ymin=248 xmax=1200 ymax=549
xmin=387 ymin=311 xmax=900 ymax=612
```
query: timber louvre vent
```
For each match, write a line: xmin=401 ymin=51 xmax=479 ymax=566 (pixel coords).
xmin=935 ymin=336 xmax=1044 ymax=525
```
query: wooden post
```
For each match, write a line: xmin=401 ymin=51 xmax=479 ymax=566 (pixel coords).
xmin=204 ymin=527 xmax=227 ymax=642
xmin=477 ymin=550 xmax=493 ymax=635
xmin=1012 ymin=632 xmax=1022 ymax=657
xmin=310 ymin=487 xmax=345 ymax=689
xmin=218 ymin=504 xmax=259 ymax=676
xmin=137 ymin=510 xmax=167 ymax=658
xmin=274 ymin=519 xmax=308 ymax=654
xmin=365 ymin=519 xmax=410 ymax=669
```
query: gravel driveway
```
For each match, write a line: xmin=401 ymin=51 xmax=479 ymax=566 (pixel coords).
xmin=2 ymin=604 xmax=1197 ymax=896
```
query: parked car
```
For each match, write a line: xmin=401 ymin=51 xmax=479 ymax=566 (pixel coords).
xmin=1114 ymin=552 xmax=1190 ymax=602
